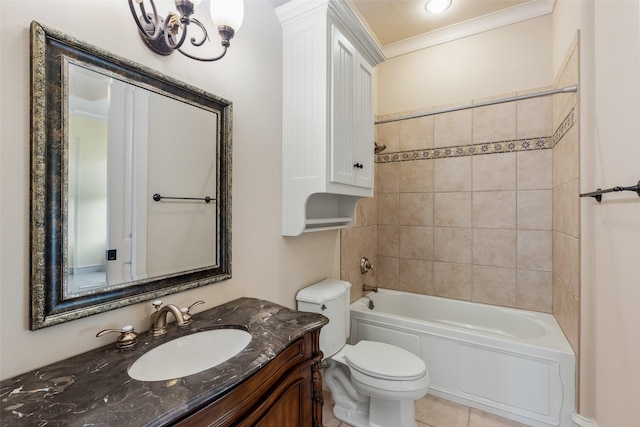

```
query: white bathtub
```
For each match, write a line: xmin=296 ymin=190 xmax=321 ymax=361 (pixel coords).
xmin=350 ymin=289 xmax=575 ymax=427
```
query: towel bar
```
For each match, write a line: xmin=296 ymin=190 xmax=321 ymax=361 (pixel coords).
xmin=579 ymin=180 xmax=640 ymax=202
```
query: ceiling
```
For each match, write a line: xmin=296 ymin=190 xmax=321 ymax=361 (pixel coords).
xmin=348 ymin=0 xmax=554 ymax=56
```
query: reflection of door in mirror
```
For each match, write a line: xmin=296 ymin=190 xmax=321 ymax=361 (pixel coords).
xmin=68 ymin=63 xmax=147 ymax=296
xmin=67 ymin=64 xmax=109 ymax=295
xmin=104 ymin=69 xmax=150 ymax=289
xmin=66 ymin=62 xmax=217 ymax=299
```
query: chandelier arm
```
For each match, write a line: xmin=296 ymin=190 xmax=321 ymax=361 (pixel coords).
xmin=163 ymin=14 xmax=189 ymax=50
xmin=187 ymin=18 xmax=210 ymax=47
xmin=128 ymin=0 xmax=161 ymax=40
xmin=128 ymin=0 xmax=238 ymax=59
xmin=138 ymin=2 xmax=152 ymax=24
xmin=177 ymin=45 xmax=228 ymax=62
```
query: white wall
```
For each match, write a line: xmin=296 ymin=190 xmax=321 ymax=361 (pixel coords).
xmin=559 ymin=1 xmax=640 ymax=425
xmin=375 ymin=15 xmax=553 ymax=114
xmin=0 ymin=0 xmax=339 ymax=380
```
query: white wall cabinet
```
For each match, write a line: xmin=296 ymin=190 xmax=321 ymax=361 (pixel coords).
xmin=277 ymin=0 xmax=385 ymax=236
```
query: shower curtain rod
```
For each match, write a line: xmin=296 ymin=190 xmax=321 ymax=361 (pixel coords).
xmin=374 ymin=85 xmax=578 ymax=125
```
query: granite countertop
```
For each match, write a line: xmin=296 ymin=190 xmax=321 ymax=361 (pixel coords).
xmin=0 ymin=297 xmax=328 ymax=426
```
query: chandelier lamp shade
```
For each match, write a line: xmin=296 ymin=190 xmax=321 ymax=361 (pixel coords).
xmin=128 ymin=0 xmax=244 ymax=61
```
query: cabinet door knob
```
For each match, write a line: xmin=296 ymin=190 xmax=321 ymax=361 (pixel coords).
xmin=353 ymin=163 xmax=364 ymax=169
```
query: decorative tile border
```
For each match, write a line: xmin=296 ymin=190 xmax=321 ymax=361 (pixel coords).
xmin=550 ymin=108 xmax=576 ymax=148
xmin=376 ymin=107 xmax=576 ymax=164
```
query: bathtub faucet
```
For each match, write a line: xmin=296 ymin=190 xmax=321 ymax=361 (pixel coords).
xmin=363 ymin=284 xmax=378 ymax=293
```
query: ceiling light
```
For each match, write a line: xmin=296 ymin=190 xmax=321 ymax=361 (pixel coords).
xmin=128 ymin=0 xmax=244 ymax=62
xmin=425 ymin=0 xmax=452 ymax=14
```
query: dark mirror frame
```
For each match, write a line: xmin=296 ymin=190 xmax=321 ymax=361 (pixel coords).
xmin=30 ymin=21 xmax=232 ymax=329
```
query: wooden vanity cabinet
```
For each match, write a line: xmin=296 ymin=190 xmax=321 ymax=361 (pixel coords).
xmin=172 ymin=330 xmax=324 ymax=427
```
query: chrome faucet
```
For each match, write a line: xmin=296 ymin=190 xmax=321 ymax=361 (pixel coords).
xmin=362 ymin=284 xmax=378 ymax=293
xmin=360 ymin=257 xmax=374 ymax=275
xmin=149 ymin=300 xmax=190 ymax=336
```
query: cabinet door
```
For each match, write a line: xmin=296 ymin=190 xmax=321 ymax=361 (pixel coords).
xmin=352 ymin=56 xmax=374 ymax=188
xmin=252 ymin=377 xmax=308 ymax=427
xmin=330 ymin=26 xmax=373 ymax=189
xmin=330 ymin=26 xmax=356 ymax=186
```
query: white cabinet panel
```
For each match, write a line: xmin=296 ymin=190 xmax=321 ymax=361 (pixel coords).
xmin=330 ymin=27 xmax=356 ymax=186
xmin=353 ymin=56 xmax=374 ymax=188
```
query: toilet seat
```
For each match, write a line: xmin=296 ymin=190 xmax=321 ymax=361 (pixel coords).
xmin=346 ymin=342 xmax=431 ymax=400
xmin=345 ymin=341 xmax=426 ymax=381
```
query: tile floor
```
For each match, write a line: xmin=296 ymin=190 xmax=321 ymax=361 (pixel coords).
xmin=322 ymin=391 xmax=529 ymax=427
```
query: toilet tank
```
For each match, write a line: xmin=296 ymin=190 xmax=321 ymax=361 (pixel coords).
xmin=296 ymin=279 xmax=351 ymax=358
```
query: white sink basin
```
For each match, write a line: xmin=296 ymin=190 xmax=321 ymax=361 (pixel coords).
xmin=128 ymin=329 xmax=252 ymax=381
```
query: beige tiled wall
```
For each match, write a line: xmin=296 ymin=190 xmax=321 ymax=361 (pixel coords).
xmin=341 ymin=196 xmax=378 ymax=304
xmin=552 ymin=36 xmax=581 ymax=356
xmin=340 ymin=31 xmax=582 ymax=414
xmin=342 ymin=87 xmax=557 ymax=313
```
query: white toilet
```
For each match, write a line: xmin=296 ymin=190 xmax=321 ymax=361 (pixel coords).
xmin=296 ymin=279 xmax=430 ymax=427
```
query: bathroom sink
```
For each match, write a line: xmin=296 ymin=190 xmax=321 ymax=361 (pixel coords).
xmin=128 ymin=329 xmax=252 ymax=381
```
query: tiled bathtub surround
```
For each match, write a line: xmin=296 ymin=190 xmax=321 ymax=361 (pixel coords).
xmin=341 ymin=85 xmax=578 ymax=314
xmin=372 ymin=149 xmax=554 ymax=313
xmin=551 ymin=36 xmax=581 ymax=357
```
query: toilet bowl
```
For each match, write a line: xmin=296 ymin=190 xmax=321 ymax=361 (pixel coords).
xmin=343 ymin=341 xmax=430 ymax=399
xmin=296 ymin=279 xmax=430 ymax=427
xmin=328 ymin=341 xmax=430 ymax=427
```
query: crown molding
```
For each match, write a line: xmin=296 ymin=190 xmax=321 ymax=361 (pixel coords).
xmin=277 ymin=0 xmax=385 ymax=65
xmin=382 ymin=0 xmax=556 ymax=58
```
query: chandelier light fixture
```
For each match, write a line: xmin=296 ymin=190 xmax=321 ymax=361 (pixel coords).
xmin=425 ymin=0 xmax=452 ymax=14
xmin=128 ymin=0 xmax=244 ymax=61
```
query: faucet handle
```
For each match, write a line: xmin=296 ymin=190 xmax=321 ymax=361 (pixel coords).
xmin=152 ymin=300 xmax=163 ymax=310
xmin=96 ymin=325 xmax=138 ymax=349
xmin=360 ymin=257 xmax=374 ymax=275
xmin=180 ymin=300 xmax=205 ymax=325
xmin=186 ymin=300 xmax=205 ymax=312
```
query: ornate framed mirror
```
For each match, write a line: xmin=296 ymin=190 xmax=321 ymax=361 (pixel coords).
xmin=30 ymin=21 xmax=232 ymax=329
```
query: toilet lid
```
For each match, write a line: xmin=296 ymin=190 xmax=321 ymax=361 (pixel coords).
xmin=345 ymin=341 xmax=426 ymax=381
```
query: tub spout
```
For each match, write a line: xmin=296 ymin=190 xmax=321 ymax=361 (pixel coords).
xmin=363 ymin=284 xmax=378 ymax=293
